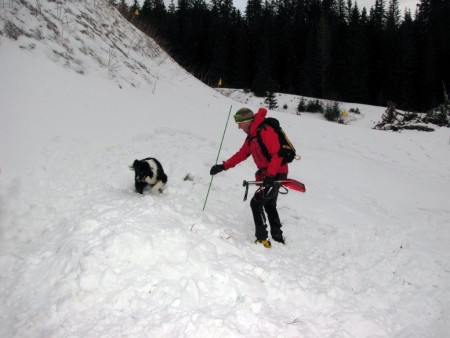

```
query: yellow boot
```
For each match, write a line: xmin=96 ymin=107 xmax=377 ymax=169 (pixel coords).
xmin=254 ymin=239 xmax=272 ymax=248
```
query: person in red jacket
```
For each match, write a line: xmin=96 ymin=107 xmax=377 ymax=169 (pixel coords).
xmin=210 ymin=107 xmax=288 ymax=248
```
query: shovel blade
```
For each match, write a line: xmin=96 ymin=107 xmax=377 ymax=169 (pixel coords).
xmin=280 ymin=179 xmax=306 ymax=192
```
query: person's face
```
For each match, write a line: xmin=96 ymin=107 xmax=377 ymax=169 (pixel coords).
xmin=238 ymin=120 xmax=252 ymax=134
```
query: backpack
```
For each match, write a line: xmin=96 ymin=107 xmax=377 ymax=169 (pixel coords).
xmin=256 ymin=117 xmax=298 ymax=165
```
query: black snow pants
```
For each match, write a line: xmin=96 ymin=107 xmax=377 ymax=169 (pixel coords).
xmin=250 ymin=173 xmax=288 ymax=240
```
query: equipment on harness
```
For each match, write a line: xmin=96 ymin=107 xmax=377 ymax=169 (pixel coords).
xmin=242 ymin=179 xmax=306 ymax=201
xmin=256 ymin=117 xmax=300 ymax=165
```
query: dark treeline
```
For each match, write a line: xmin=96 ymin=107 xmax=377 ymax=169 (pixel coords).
xmin=117 ymin=0 xmax=450 ymax=111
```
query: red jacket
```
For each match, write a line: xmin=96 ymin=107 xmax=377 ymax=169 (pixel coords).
xmin=223 ymin=108 xmax=288 ymax=178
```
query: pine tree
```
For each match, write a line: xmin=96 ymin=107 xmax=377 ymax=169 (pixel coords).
xmin=118 ymin=0 xmax=128 ymax=13
xmin=383 ymin=0 xmax=402 ymax=104
xmin=297 ymin=97 xmax=307 ymax=113
xmin=119 ymin=0 xmax=449 ymax=112
xmin=265 ymin=90 xmax=278 ymax=110
xmin=398 ymin=10 xmax=418 ymax=110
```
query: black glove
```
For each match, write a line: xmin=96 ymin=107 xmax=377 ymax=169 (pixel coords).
xmin=210 ymin=164 xmax=225 ymax=175
xmin=262 ymin=175 xmax=276 ymax=196
xmin=263 ymin=175 xmax=275 ymax=188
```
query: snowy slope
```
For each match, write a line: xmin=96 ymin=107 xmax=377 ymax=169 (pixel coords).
xmin=1 ymin=1 xmax=450 ymax=337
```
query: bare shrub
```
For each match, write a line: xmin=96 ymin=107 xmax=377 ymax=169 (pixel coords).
xmin=4 ymin=21 xmax=24 ymax=40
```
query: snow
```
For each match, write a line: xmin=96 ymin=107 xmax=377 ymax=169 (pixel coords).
xmin=1 ymin=1 xmax=449 ymax=337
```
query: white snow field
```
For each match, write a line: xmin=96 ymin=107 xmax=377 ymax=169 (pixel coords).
xmin=1 ymin=1 xmax=449 ymax=337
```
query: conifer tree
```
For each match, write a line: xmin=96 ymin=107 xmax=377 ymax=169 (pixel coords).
xmin=119 ymin=0 xmax=450 ymax=112
xmin=383 ymin=0 xmax=402 ymax=103
xmin=398 ymin=10 xmax=418 ymax=110
xmin=118 ymin=0 xmax=128 ymax=13
xmin=265 ymin=90 xmax=278 ymax=110
xmin=264 ymin=77 xmax=279 ymax=109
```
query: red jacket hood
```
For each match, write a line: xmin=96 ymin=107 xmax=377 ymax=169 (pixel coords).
xmin=249 ymin=108 xmax=267 ymax=136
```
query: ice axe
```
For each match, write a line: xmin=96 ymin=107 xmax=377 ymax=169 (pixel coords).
xmin=242 ymin=179 xmax=306 ymax=201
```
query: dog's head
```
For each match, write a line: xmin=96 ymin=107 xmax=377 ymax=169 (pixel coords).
xmin=130 ymin=159 xmax=153 ymax=182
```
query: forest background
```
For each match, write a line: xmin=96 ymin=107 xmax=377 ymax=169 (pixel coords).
xmin=117 ymin=0 xmax=449 ymax=112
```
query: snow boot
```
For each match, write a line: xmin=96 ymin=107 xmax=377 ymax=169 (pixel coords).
xmin=272 ymin=233 xmax=285 ymax=244
xmin=255 ymin=239 xmax=272 ymax=248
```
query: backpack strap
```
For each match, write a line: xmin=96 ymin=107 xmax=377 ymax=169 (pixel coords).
xmin=256 ymin=122 xmax=272 ymax=162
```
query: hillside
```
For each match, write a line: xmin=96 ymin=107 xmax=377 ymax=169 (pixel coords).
xmin=1 ymin=1 xmax=449 ymax=337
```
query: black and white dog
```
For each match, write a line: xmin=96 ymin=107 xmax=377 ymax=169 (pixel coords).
xmin=130 ymin=158 xmax=168 ymax=194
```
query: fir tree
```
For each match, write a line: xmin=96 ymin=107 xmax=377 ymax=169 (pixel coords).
xmin=265 ymin=90 xmax=278 ymax=110
xmin=297 ymin=97 xmax=307 ymax=113
xmin=119 ymin=0 xmax=450 ymax=112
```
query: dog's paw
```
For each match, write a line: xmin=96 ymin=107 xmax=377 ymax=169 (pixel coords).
xmin=150 ymin=181 xmax=165 ymax=194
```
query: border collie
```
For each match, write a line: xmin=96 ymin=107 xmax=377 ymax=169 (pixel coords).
xmin=130 ymin=158 xmax=168 ymax=194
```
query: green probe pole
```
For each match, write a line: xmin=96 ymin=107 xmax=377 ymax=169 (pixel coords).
xmin=203 ymin=105 xmax=233 ymax=211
